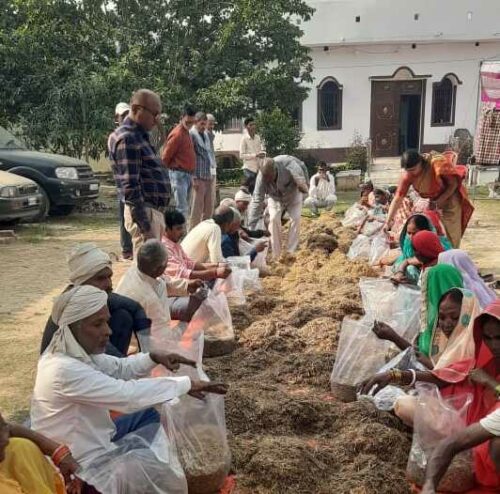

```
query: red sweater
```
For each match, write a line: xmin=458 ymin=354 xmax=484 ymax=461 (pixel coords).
xmin=161 ymin=123 xmax=196 ymax=173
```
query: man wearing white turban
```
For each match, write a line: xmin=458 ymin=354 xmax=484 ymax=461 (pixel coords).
xmin=40 ymin=243 xmax=151 ymax=357
xmin=31 ymin=285 xmax=227 ymax=494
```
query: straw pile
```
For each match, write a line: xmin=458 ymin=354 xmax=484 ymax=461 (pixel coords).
xmin=204 ymin=212 xmax=412 ymax=492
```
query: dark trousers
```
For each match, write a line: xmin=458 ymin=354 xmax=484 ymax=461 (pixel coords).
xmin=119 ymin=200 xmax=133 ymax=255
xmin=243 ymin=169 xmax=257 ymax=194
xmin=112 ymin=408 xmax=161 ymax=442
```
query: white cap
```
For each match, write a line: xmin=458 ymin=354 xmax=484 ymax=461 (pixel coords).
xmin=235 ymin=190 xmax=252 ymax=203
xmin=115 ymin=102 xmax=130 ymax=116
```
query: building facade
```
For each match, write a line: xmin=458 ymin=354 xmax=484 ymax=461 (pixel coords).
xmin=215 ymin=0 xmax=500 ymax=162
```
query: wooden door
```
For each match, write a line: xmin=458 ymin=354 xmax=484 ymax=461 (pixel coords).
xmin=370 ymin=81 xmax=400 ymax=157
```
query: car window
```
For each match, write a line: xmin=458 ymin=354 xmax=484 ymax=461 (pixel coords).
xmin=0 ymin=127 xmax=26 ymax=150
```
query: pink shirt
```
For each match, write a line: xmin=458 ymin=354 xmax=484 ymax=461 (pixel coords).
xmin=162 ymin=236 xmax=196 ymax=279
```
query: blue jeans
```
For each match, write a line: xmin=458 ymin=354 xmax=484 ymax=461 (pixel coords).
xmin=112 ymin=408 xmax=160 ymax=442
xmin=169 ymin=169 xmax=192 ymax=219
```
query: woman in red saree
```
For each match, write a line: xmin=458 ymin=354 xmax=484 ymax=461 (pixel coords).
xmin=361 ymin=300 xmax=500 ymax=490
xmin=385 ymin=150 xmax=474 ymax=248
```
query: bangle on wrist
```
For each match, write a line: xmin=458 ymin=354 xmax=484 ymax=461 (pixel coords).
xmin=495 ymin=384 xmax=500 ymax=398
xmin=408 ymin=369 xmax=417 ymax=387
xmin=52 ymin=444 xmax=71 ymax=466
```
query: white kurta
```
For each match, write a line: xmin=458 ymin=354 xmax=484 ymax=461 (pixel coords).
xmin=480 ymin=408 xmax=500 ymax=436
xmin=239 ymin=132 xmax=263 ymax=173
xmin=115 ymin=265 xmax=188 ymax=337
xmin=181 ymin=219 xmax=224 ymax=264
xmin=31 ymin=352 xmax=191 ymax=467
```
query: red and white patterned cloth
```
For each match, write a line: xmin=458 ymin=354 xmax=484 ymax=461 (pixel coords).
xmin=474 ymin=106 xmax=500 ymax=165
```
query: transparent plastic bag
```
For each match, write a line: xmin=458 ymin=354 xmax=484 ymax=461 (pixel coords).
xmin=342 ymin=204 xmax=368 ymax=228
xmin=359 ymin=348 xmax=427 ymax=411
xmin=242 ymin=268 xmax=261 ymax=292
xmin=359 ymin=277 xmax=421 ymax=342
xmin=215 ymin=269 xmax=247 ymax=305
xmin=226 ymin=255 xmax=251 ymax=271
xmin=191 ymin=289 xmax=235 ymax=357
xmin=162 ymin=394 xmax=231 ymax=494
xmin=330 ymin=316 xmax=392 ymax=398
xmin=347 ymin=234 xmax=371 ymax=260
xmin=78 ymin=423 xmax=188 ymax=494
xmin=369 ymin=233 xmax=390 ymax=266
xmin=239 ymin=238 xmax=269 ymax=269
xmin=406 ymin=384 xmax=474 ymax=492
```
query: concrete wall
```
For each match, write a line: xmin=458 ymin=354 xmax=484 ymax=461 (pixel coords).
xmin=303 ymin=0 xmax=500 ymax=46
xmin=300 ymin=41 xmax=500 ymax=156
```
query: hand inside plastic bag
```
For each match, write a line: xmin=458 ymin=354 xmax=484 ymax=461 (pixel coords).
xmin=188 ymin=381 xmax=228 ymax=400
xmin=357 ymin=371 xmax=393 ymax=396
xmin=150 ymin=351 xmax=197 ymax=372
xmin=372 ymin=321 xmax=399 ymax=343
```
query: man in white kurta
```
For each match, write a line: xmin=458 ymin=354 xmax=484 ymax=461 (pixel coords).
xmin=115 ymin=240 xmax=204 ymax=341
xmin=181 ymin=207 xmax=236 ymax=264
xmin=304 ymin=162 xmax=337 ymax=216
xmin=31 ymin=285 xmax=226 ymax=493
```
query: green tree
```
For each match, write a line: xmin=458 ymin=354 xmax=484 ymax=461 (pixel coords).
xmin=256 ymin=107 xmax=302 ymax=157
xmin=0 ymin=0 xmax=314 ymax=159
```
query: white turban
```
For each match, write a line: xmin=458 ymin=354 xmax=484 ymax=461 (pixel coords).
xmin=46 ymin=285 xmax=108 ymax=364
xmin=219 ymin=198 xmax=236 ymax=209
xmin=235 ymin=190 xmax=252 ymax=203
xmin=68 ymin=243 xmax=112 ymax=286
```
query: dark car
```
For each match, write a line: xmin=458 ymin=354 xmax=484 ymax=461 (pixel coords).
xmin=0 ymin=170 xmax=42 ymax=223
xmin=0 ymin=126 xmax=100 ymax=219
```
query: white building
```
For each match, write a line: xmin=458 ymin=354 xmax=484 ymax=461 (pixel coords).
xmin=215 ymin=0 xmax=500 ymax=161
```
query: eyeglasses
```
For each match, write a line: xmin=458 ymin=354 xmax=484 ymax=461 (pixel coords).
xmin=137 ymin=105 xmax=160 ymax=118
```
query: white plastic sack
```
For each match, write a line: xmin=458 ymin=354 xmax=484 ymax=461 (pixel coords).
xmin=79 ymin=423 xmax=188 ymax=494
xmin=369 ymin=233 xmax=390 ymax=266
xmin=342 ymin=204 xmax=368 ymax=228
xmin=239 ymin=238 xmax=269 ymax=269
xmin=330 ymin=315 xmax=393 ymax=389
xmin=407 ymin=384 xmax=474 ymax=492
xmin=191 ymin=289 xmax=235 ymax=357
xmin=162 ymin=395 xmax=231 ymax=494
xmin=359 ymin=278 xmax=421 ymax=342
xmin=361 ymin=219 xmax=384 ymax=237
xmin=347 ymin=234 xmax=371 ymax=260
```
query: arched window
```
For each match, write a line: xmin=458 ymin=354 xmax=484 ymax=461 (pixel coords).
xmin=431 ymin=75 xmax=459 ymax=126
xmin=317 ymin=77 xmax=343 ymax=130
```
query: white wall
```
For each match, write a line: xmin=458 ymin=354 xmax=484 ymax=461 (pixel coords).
xmin=303 ymin=0 xmax=500 ymax=46
xmin=300 ymin=41 xmax=500 ymax=151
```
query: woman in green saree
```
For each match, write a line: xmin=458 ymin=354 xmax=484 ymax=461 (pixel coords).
xmin=392 ymin=214 xmax=452 ymax=284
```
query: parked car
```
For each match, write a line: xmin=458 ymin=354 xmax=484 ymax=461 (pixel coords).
xmin=0 ymin=126 xmax=100 ymax=220
xmin=0 ymin=170 xmax=43 ymax=223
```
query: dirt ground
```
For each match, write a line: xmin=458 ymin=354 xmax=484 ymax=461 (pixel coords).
xmin=0 ymin=187 xmax=498 ymax=490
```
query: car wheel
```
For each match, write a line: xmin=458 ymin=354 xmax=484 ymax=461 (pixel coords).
xmin=49 ymin=205 xmax=75 ymax=216
xmin=31 ymin=187 xmax=50 ymax=222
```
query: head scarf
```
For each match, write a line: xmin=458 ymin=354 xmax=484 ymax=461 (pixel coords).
xmin=419 ymin=264 xmax=464 ymax=356
xmin=235 ymin=190 xmax=252 ymax=203
xmin=68 ymin=243 xmax=112 ymax=286
xmin=399 ymin=214 xmax=436 ymax=260
xmin=411 ymin=230 xmax=444 ymax=266
xmin=46 ymin=285 xmax=108 ymax=364
xmin=438 ymin=249 xmax=497 ymax=309
xmin=431 ymin=288 xmax=479 ymax=369
xmin=431 ymin=299 xmax=500 ymax=489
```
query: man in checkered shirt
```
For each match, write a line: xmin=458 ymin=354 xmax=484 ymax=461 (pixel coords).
xmin=108 ymin=89 xmax=170 ymax=253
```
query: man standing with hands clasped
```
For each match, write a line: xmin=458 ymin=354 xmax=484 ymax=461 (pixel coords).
xmin=108 ymin=89 xmax=169 ymax=252
xmin=239 ymin=117 xmax=265 ymax=193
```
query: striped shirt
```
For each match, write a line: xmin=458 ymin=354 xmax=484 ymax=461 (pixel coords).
xmin=190 ymin=128 xmax=212 ymax=180
xmin=108 ymin=117 xmax=170 ymax=233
